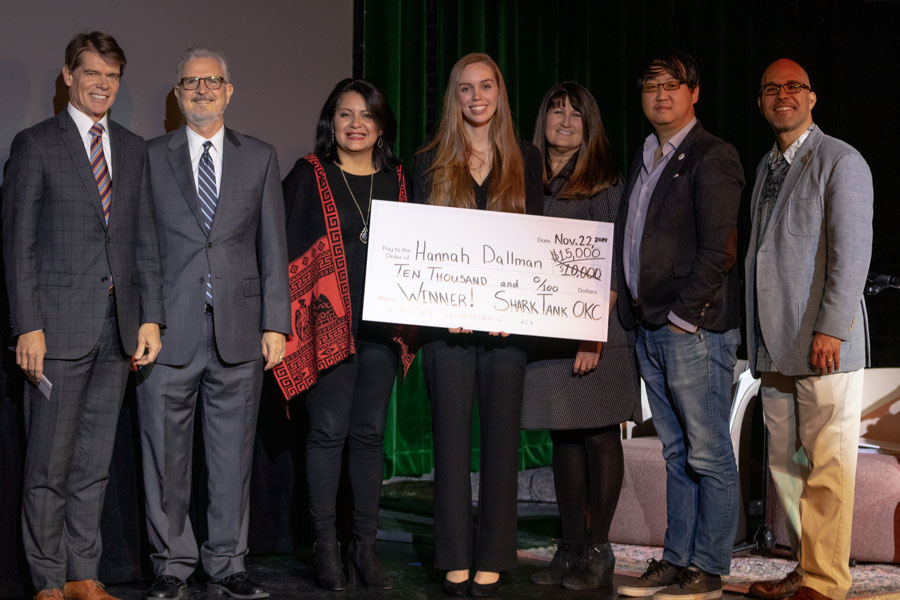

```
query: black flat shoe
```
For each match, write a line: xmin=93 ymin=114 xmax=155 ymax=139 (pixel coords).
xmin=469 ymin=578 xmax=501 ymax=597
xmin=441 ymin=577 xmax=470 ymax=596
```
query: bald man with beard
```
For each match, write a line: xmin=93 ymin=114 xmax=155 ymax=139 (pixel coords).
xmin=745 ymin=59 xmax=873 ymax=600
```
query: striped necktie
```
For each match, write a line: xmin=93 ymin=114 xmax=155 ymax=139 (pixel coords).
xmin=198 ymin=141 xmax=218 ymax=303
xmin=89 ymin=123 xmax=111 ymax=225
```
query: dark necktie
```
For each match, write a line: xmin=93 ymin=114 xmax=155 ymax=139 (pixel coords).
xmin=89 ymin=123 xmax=111 ymax=226
xmin=198 ymin=141 xmax=218 ymax=303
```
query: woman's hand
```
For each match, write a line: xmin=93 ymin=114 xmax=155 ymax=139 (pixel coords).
xmin=487 ymin=331 xmax=510 ymax=337
xmin=573 ymin=340 xmax=602 ymax=375
xmin=448 ymin=327 xmax=473 ymax=334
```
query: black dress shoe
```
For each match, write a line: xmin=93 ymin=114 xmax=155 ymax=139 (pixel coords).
xmin=441 ymin=577 xmax=470 ymax=597
xmin=146 ymin=576 xmax=186 ymax=600
xmin=469 ymin=578 xmax=501 ymax=597
xmin=207 ymin=572 xmax=269 ymax=599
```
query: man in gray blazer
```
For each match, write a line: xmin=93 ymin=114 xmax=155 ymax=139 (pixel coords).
xmin=136 ymin=47 xmax=289 ymax=600
xmin=615 ymin=51 xmax=743 ymax=600
xmin=746 ymin=59 xmax=873 ymax=600
xmin=2 ymin=32 xmax=164 ymax=600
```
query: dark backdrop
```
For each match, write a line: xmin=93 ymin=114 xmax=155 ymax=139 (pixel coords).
xmin=359 ymin=0 xmax=900 ymax=366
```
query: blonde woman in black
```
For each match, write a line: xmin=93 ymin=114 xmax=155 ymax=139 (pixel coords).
xmin=411 ymin=53 xmax=543 ymax=597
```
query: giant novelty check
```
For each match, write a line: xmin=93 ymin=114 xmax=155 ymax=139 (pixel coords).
xmin=362 ymin=201 xmax=613 ymax=341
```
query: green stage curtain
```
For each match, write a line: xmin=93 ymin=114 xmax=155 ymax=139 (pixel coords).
xmin=365 ymin=0 xmax=900 ymax=476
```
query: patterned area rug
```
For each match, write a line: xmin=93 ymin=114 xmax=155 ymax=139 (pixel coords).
xmin=519 ymin=544 xmax=900 ymax=599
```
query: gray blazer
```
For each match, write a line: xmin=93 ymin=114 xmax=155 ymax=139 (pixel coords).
xmin=745 ymin=126 xmax=873 ymax=377
xmin=2 ymin=111 xmax=164 ymax=358
xmin=147 ymin=126 xmax=290 ymax=366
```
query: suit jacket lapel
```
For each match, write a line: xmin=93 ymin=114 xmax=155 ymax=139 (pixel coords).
xmin=621 ymin=147 xmax=643 ymax=210
xmin=57 ymin=112 xmax=108 ymax=226
xmin=747 ymin=157 xmax=768 ymax=257
xmin=108 ymin=122 xmax=125 ymax=229
xmin=210 ymin=128 xmax=241 ymax=238
xmin=167 ymin=128 xmax=207 ymax=232
xmin=760 ymin=127 xmax=822 ymax=246
xmin=645 ymin=122 xmax=703 ymax=228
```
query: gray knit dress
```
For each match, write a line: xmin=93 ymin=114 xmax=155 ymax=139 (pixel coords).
xmin=521 ymin=158 xmax=642 ymax=430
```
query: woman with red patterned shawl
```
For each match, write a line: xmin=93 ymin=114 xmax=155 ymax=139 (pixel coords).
xmin=277 ymin=79 xmax=408 ymax=592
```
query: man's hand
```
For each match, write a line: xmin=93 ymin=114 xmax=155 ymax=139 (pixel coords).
xmin=448 ymin=327 xmax=473 ymax=334
xmin=810 ymin=332 xmax=842 ymax=375
xmin=16 ymin=330 xmax=46 ymax=384
xmin=133 ymin=323 xmax=162 ymax=367
xmin=262 ymin=331 xmax=286 ymax=371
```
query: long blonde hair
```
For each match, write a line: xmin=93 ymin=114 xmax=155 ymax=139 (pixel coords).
xmin=418 ymin=53 xmax=525 ymax=213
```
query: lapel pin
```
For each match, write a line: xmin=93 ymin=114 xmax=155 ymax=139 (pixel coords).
xmin=678 ymin=153 xmax=685 ymax=160
xmin=673 ymin=173 xmax=680 ymax=178
xmin=802 ymin=152 xmax=811 ymax=163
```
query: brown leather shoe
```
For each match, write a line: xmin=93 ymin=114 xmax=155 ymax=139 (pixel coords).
xmin=786 ymin=587 xmax=835 ymax=600
xmin=62 ymin=580 xmax=120 ymax=600
xmin=34 ymin=590 xmax=64 ymax=600
xmin=749 ymin=569 xmax=803 ymax=600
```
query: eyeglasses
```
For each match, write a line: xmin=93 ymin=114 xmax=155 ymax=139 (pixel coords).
xmin=759 ymin=82 xmax=811 ymax=96
xmin=178 ymin=76 xmax=227 ymax=90
xmin=641 ymin=79 xmax=684 ymax=93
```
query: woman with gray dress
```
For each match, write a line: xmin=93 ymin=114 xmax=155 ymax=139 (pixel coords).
xmin=522 ymin=82 xmax=641 ymax=591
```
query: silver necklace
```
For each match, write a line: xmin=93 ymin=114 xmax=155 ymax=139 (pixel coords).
xmin=337 ymin=165 xmax=374 ymax=244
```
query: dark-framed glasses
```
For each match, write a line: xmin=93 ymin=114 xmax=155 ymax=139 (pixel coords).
xmin=759 ymin=82 xmax=810 ymax=96
xmin=178 ymin=76 xmax=227 ymax=90
xmin=641 ymin=79 xmax=684 ymax=93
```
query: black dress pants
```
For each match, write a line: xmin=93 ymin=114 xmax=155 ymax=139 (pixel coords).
xmin=305 ymin=335 xmax=398 ymax=546
xmin=423 ymin=336 xmax=526 ymax=572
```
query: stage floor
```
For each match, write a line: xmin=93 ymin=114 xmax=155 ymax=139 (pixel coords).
xmin=104 ymin=542 xmax=758 ymax=600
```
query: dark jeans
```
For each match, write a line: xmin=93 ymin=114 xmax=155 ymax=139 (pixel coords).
xmin=635 ymin=325 xmax=740 ymax=575
xmin=304 ymin=337 xmax=398 ymax=546
xmin=423 ymin=337 xmax=526 ymax=572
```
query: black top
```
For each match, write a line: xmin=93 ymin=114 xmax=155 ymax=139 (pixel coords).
xmin=411 ymin=139 xmax=544 ymax=216
xmin=410 ymin=139 xmax=543 ymax=344
xmin=321 ymin=161 xmax=399 ymax=327
xmin=282 ymin=156 xmax=400 ymax=342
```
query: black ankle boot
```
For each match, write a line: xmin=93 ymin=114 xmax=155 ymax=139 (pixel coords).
xmin=314 ymin=542 xmax=347 ymax=591
xmin=562 ymin=542 xmax=615 ymax=590
xmin=531 ymin=540 xmax=584 ymax=585
xmin=346 ymin=539 xmax=392 ymax=590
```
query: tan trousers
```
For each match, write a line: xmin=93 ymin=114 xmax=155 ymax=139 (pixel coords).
xmin=760 ymin=370 xmax=863 ymax=600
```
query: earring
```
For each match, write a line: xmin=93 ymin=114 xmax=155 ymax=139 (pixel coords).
xmin=331 ymin=131 xmax=335 ymax=143
xmin=377 ymin=136 xmax=384 ymax=149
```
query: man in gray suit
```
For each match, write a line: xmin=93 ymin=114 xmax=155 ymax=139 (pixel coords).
xmin=746 ymin=59 xmax=873 ymax=600
xmin=136 ymin=47 xmax=289 ymax=600
xmin=2 ymin=31 xmax=164 ymax=600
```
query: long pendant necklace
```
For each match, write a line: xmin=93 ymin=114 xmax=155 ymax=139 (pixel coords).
xmin=338 ymin=165 xmax=374 ymax=244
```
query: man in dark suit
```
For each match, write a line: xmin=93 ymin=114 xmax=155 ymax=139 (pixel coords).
xmin=614 ymin=51 xmax=743 ymax=600
xmin=136 ymin=47 xmax=289 ymax=600
xmin=1 ymin=31 xmax=164 ymax=600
